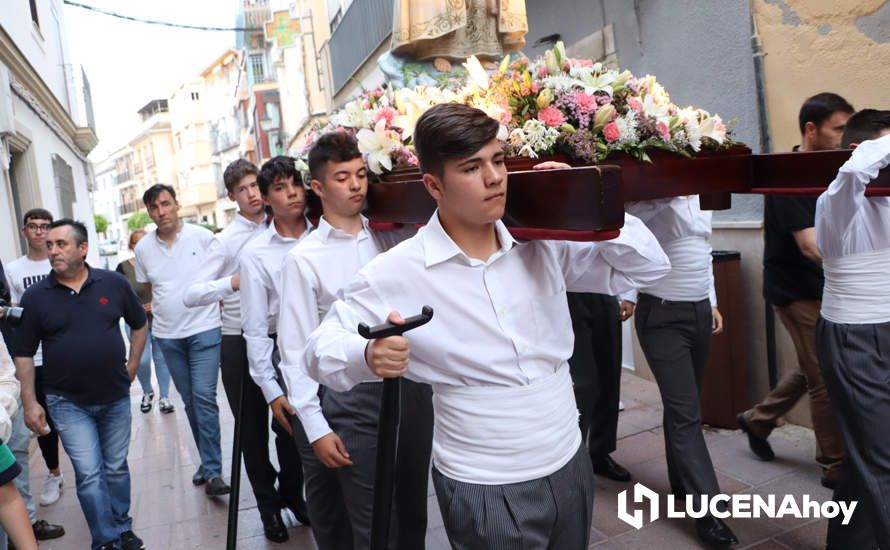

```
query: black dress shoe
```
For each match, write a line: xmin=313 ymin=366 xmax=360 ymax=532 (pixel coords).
xmin=261 ymin=511 xmax=290 ymax=543
xmin=591 ymin=454 xmax=632 ymax=482
xmin=192 ymin=465 xmax=206 ymax=486
xmin=696 ymin=515 xmax=739 ymax=548
xmin=283 ymin=497 xmax=311 ymax=526
xmin=736 ymin=413 xmax=775 ymax=461
xmin=32 ymin=519 xmax=65 ymax=540
xmin=205 ymin=476 xmax=231 ymax=496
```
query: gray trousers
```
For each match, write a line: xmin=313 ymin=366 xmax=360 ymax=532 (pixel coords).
xmin=296 ymin=379 xmax=433 ymax=550
xmin=432 ymin=444 xmax=594 ymax=550
xmin=817 ymin=318 xmax=890 ymax=549
xmin=634 ymin=294 xmax=721 ymax=498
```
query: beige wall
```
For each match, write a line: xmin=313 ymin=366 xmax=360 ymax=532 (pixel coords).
xmin=754 ymin=0 xmax=890 ymax=152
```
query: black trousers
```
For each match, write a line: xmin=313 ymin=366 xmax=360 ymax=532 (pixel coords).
xmin=296 ymin=379 xmax=433 ymax=550
xmin=567 ymin=293 xmax=622 ymax=457
xmin=817 ymin=318 xmax=890 ymax=549
xmin=635 ymin=294 xmax=720 ymax=498
xmin=220 ymin=334 xmax=303 ymax=517
xmin=35 ymin=368 xmax=60 ymax=471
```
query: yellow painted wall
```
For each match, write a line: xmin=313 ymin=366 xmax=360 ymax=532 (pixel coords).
xmin=754 ymin=0 xmax=890 ymax=151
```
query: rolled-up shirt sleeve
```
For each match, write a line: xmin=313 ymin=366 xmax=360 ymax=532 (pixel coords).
xmin=277 ymin=252 xmax=332 ymax=443
xmin=183 ymin=238 xmax=236 ymax=307
xmin=552 ymin=212 xmax=670 ymax=295
xmin=303 ymin=273 xmax=385 ymax=393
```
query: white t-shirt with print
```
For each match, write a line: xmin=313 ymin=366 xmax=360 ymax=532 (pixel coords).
xmin=5 ymin=256 xmax=51 ymax=366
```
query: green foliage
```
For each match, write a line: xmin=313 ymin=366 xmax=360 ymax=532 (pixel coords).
xmin=127 ymin=211 xmax=151 ymax=231
xmin=93 ymin=214 xmax=109 ymax=235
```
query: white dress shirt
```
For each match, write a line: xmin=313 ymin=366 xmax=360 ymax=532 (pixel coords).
xmin=0 ymin=333 xmax=20 ymax=443
xmin=183 ymin=213 xmax=267 ymax=335
xmin=278 ymin=216 xmax=414 ymax=444
xmin=816 ymin=133 xmax=890 ymax=323
xmin=239 ymin=218 xmax=314 ymax=403
xmin=302 ymin=211 xmax=669 ymax=483
xmin=623 ymin=196 xmax=717 ymax=305
xmin=135 ymin=223 xmax=220 ymax=339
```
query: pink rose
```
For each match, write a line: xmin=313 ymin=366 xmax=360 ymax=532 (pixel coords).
xmin=537 ymin=65 xmax=548 ymax=78
xmin=538 ymin=106 xmax=566 ymax=128
xmin=627 ymin=97 xmax=643 ymax=114
xmin=531 ymin=82 xmax=541 ymax=93
xmin=603 ymin=121 xmax=621 ymax=143
xmin=657 ymin=121 xmax=671 ymax=141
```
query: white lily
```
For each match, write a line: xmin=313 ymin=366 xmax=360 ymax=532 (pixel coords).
xmin=462 ymin=55 xmax=490 ymax=90
xmin=356 ymin=119 xmax=399 ymax=174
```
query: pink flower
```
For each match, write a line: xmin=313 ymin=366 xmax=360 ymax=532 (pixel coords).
xmin=562 ymin=61 xmax=571 ymax=72
xmin=603 ymin=122 xmax=620 ymax=143
xmin=375 ymin=107 xmax=396 ymax=126
xmin=571 ymin=58 xmax=593 ymax=68
xmin=627 ymin=97 xmax=643 ymax=114
xmin=657 ymin=121 xmax=671 ymax=141
xmin=531 ymin=81 xmax=541 ymax=93
xmin=371 ymin=89 xmax=383 ymax=98
xmin=574 ymin=91 xmax=598 ymax=112
xmin=362 ymin=100 xmax=371 ymax=110
xmin=537 ymin=65 xmax=548 ymax=78
xmin=537 ymin=106 xmax=566 ymax=128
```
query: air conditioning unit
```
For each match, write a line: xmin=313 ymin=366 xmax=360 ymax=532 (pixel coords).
xmin=0 ymin=66 xmax=14 ymax=136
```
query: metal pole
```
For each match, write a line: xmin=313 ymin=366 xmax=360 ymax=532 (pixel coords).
xmin=225 ymin=358 xmax=247 ymax=549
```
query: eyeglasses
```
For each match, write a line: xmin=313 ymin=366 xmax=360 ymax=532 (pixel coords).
xmin=25 ymin=223 xmax=51 ymax=232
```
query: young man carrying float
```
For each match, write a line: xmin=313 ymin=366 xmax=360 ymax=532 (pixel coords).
xmin=302 ymin=103 xmax=670 ymax=549
xmin=237 ymin=157 xmax=314 ymax=542
xmin=814 ymin=110 xmax=890 ymax=549
xmin=276 ymin=131 xmax=431 ymax=549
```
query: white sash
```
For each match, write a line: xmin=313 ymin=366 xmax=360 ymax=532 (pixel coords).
xmin=822 ymin=248 xmax=890 ymax=324
xmin=431 ymin=365 xmax=581 ymax=485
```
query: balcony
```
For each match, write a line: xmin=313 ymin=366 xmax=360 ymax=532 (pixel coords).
xmin=242 ymin=1 xmax=271 ymax=32
xmin=327 ymin=0 xmax=393 ymax=93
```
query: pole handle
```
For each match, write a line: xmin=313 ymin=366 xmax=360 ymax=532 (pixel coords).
xmin=358 ymin=306 xmax=433 ymax=339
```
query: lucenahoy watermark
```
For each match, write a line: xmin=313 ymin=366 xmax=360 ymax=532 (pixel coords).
xmin=617 ymin=482 xmax=857 ymax=530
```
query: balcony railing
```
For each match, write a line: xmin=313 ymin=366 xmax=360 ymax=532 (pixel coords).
xmin=327 ymin=0 xmax=393 ymax=93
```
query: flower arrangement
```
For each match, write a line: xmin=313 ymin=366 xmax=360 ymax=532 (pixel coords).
xmin=297 ymin=42 xmax=733 ymax=178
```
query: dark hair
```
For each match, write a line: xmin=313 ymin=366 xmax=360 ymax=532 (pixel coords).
xmin=841 ymin=109 xmax=890 ymax=148
xmin=22 ymin=208 xmax=53 ymax=225
xmin=142 ymin=183 xmax=177 ymax=208
xmin=413 ymin=103 xmax=500 ymax=175
xmin=258 ymin=156 xmax=301 ymax=195
xmin=307 ymin=131 xmax=362 ymax=182
xmin=222 ymin=159 xmax=258 ymax=193
xmin=798 ymin=92 xmax=854 ymax=135
xmin=48 ymin=219 xmax=88 ymax=245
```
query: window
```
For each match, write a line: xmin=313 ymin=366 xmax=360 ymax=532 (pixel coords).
xmin=329 ymin=8 xmax=342 ymax=32
xmin=52 ymin=155 xmax=75 ymax=219
xmin=249 ymin=54 xmax=265 ymax=83
xmin=29 ymin=0 xmax=39 ymax=28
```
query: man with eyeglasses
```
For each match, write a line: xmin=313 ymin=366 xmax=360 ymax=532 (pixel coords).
xmin=2 ymin=208 xmax=66 ymax=544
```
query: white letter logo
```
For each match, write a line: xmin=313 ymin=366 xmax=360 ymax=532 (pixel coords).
xmin=618 ymin=483 xmax=661 ymax=529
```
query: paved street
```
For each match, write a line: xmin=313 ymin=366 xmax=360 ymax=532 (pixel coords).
xmin=25 ymin=373 xmax=830 ymax=549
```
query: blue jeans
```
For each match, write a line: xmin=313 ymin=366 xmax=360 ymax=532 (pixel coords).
xmin=155 ymin=327 xmax=222 ymax=477
xmin=46 ymin=394 xmax=132 ymax=550
xmin=0 ymin=403 xmax=37 ymax=550
xmin=126 ymin=322 xmax=171 ymax=398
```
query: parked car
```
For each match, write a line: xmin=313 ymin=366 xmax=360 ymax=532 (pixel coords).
xmin=98 ymin=239 xmax=119 ymax=256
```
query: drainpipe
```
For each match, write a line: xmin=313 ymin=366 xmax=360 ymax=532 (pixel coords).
xmin=750 ymin=2 xmax=778 ymax=390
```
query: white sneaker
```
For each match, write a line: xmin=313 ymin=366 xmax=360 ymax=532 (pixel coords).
xmin=618 ymin=399 xmax=625 ymax=412
xmin=39 ymin=472 xmax=63 ymax=506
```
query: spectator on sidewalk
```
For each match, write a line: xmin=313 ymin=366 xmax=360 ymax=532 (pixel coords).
xmin=0 ymin=330 xmax=37 ymax=550
xmin=12 ymin=219 xmax=147 ymax=550
xmin=4 ymin=209 xmax=65 ymax=508
xmin=134 ymin=184 xmax=230 ymax=496
xmin=116 ymin=229 xmax=174 ymax=414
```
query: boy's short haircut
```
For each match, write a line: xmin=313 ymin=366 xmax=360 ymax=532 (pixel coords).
xmin=222 ymin=159 xmax=259 ymax=193
xmin=258 ymin=156 xmax=302 ymax=196
xmin=307 ymin=131 xmax=362 ymax=182
xmin=22 ymin=208 xmax=53 ymax=226
xmin=142 ymin=183 xmax=177 ymax=208
xmin=798 ymin=92 xmax=854 ymax=135
xmin=841 ymin=109 xmax=890 ymax=148
xmin=413 ymin=103 xmax=500 ymax=176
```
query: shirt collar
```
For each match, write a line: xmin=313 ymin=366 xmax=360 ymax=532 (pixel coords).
xmin=233 ymin=212 xmax=267 ymax=230
xmin=421 ymin=210 xmax=516 ymax=268
xmin=47 ymin=264 xmax=101 ymax=289
xmin=267 ymin=216 xmax=315 ymax=243
xmin=316 ymin=215 xmax=370 ymax=243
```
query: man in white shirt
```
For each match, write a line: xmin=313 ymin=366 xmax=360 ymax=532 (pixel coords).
xmin=277 ymin=132 xmax=430 ymax=550
xmin=814 ymin=110 xmax=890 ymax=548
xmin=134 ymin=184 xmax=230 ymax=497
xmin=181 ymin=159 xmax=308 ymax=537
xmin=231 ymin=157 xmax=312 ymax=541
xmin=302 ymin=104 xmax=670 ymax=549
xmin=2 ymin=208 xmax=66 ymax=541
